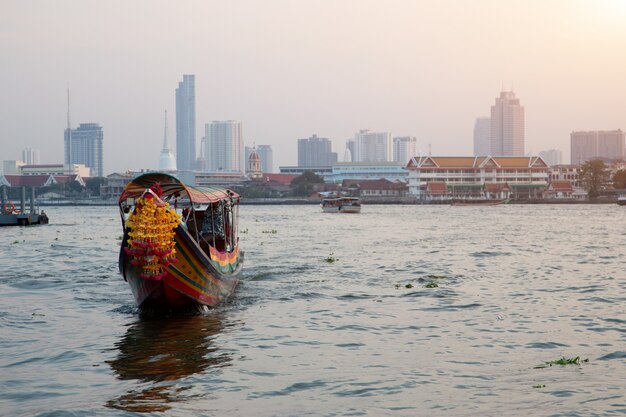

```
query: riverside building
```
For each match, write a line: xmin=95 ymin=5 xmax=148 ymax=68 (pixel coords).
xmin=407 ymin=156 xmax=549 ymax=199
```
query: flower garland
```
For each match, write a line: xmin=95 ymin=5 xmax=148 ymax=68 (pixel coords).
xmin=124 ymin=192 xmax=181 ymax=280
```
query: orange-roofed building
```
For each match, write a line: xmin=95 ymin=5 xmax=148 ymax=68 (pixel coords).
xmin=407 ymin=155 xmax=549 ymax=200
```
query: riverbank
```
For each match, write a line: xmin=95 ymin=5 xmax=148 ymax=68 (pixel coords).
xmin=37 ymin=197 xmax=620 ymax=206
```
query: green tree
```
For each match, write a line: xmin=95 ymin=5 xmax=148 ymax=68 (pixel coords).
xmin=579 ymin=159 xmax=608 ymax=199
xmin=85 ymin=177 xmax=105 ymax=196
xmin=613 ymin=169 xmax=626 ymax=189
xmin=290 ymin=171 xmax=324 ymax=196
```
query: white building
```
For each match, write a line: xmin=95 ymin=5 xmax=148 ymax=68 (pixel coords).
xmin=392 ymin=136 xmax=417 ymax=165
xmin=159 ymin=110 xmax=176 ymax=171
xmin=22 ymin=148 xmax=40 ymax=165
xmin=205 ymin=120 xmax=244 ymax=173
xmin=21 ymin=164 xmax=90 ymax=177
xmin=407 ymin=155 xmax=548 ymax=199
xmin=490 ymin=91 xmax=525 ymax=156
xmin=2 ymin=160 xmax=26 ymax=175
xmin=354 ymin=130 xmax=392 ymax=162
xmin=473 ymin=117 xmax=490 ymax=156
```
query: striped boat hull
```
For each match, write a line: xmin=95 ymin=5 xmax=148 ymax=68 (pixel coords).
xmin=120 ymin=225 xmax=243 ymax=310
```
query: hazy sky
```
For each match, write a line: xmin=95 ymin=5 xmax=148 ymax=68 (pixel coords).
xmin=2 ymin=0 xmax=626 ymax=174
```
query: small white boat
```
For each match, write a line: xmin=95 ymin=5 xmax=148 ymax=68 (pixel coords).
xmin=321 ymin=197 xmax=361 ymax=213
xmin=618 ymin=195 xmax=626 ymax=206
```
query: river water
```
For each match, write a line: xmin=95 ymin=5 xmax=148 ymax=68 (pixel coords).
xmin=1 ymin=204 xmax=625 ymax=416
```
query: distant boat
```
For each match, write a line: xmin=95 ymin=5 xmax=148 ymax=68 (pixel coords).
xmin=618 ymin=195 xmax=626 ymax=206
xmin=321 ymin=197 xmax=362 ymax=213
xmin=450 ymin=199 xmax=508 ymax=207
xmin=118 ymin=173 xmax=243 ymax=311
xmin=1 ymin=197 xmax=48 ymax=226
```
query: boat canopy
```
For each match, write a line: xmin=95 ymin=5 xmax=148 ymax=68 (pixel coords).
xmin=119 ymin=173 xmax=239 ymax=205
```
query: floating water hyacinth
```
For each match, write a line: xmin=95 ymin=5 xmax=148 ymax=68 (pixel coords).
xmin=324 ymin=252 xmax=337 ymax=263
xmin=534 ymin=356 xmax=588 ymax=369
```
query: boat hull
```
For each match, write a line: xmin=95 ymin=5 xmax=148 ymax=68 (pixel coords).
xmin=120 ymin=225 xmax=242 ymax=310
xmin=339 ymin=206 xmax=361 ymax=213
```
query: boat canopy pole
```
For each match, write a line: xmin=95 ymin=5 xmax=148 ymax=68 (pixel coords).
xmin=211 ymin=203 xmax=216 ymax=249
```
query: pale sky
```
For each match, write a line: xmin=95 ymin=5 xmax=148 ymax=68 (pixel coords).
xmin=2 ymin=0 xmax=626 ymax=174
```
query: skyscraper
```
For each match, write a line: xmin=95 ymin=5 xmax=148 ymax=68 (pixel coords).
xmin=175 ymin=74 xmax=196 ymax=171
xmin=473 ymin=117 xmax=491 ymax=156
xmin=205 ymin=120 xmax=244 ymax=173
xmin=297 ymin=134 xmax=337 ymax=167
xmin=159 ymin=110 xmax=176 ymax=171
xmin=22 ymin=148 xmax=40 ymax=165
xmin=257 ymin=145 xmax=273 ymax=173
xmin=570 ymin=130 xmax=625 ymax=164
xmin=64 ymin=123 xmax=104 ymax=177
xmin=345 ymin=139 xmax=355 ymax=162
xmin=490 ymin=91 xmax=524 ymax=156
xmin=354 ymin=130 xmax=392 ymax=162
xmin=392 ymin=136 xmax=417 ymax=165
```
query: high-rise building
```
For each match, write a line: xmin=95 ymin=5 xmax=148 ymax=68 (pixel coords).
xmin=159 ymin=110 xmax=176 ymax=171
xmin=538 ymin=149 xmax=562 ymax=166
xmin=345 ymin=139 xmax=355 ymax=162
xmin=64 ymin=123 xmax=104 ymax=177
xmin=473 ymin=117 xmax=491 ymax=156
xmin=297 ymin=134 xmax=337 ymax=167
xmin=570 ymin=130 xmax=625 ymax=164
xmin=175 ymin=74 xmax=196 ymax=171
xmin=205 ymin=120 xmax=244 ymax=173
xmin=354 ymin=130 xmax=392 ymax=162
xmin=392 ymin=136 xmax=417 ymax=165
xmin=22 ymin=148 xmax=40 ymax=165
xmin=490 ymin=91 xmax=524 ymax=156
xmin=257 ymin=145 xmax=273 ymax=173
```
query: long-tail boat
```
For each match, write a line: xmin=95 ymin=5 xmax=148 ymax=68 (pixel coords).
xmin=118 ymin=172 xmax=243 ymax=311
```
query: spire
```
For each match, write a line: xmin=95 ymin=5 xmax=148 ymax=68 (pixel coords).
xmin=162 ymin=109 xmax=170 ymax=152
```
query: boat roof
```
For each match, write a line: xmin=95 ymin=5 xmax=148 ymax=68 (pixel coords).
xmin=119 ymin=172 xmax=239 ymax=205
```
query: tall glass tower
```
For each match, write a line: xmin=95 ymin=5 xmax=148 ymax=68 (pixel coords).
xmin=175 ymin=74 xmax=196 ymax=171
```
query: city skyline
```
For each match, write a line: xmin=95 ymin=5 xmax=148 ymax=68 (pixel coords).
xmin=2 ymin=1 xmax=626 ymax=174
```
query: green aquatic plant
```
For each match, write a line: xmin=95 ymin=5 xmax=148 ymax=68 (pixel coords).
xmin=532 ymin=384 xmax=546 ymax=389
xmin=427 ymin=274 xmax=446 ymax=279
xmin=534 ymin=356 xmax=588 ymax=369
xmin=240 ymin=228 xmax=249 ymax=234
xmin=261 ymin=229 xmax=277 ymax=234
xmin=405 ymin=283 xmax=413 ymax=289
xmin=324 ymin=253 xmax=337 ymax=263
xmin=424 ymin=282 xmax=439 ymax=288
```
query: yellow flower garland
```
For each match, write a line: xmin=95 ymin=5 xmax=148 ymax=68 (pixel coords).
xmin=125 ymin=195 xmax=181 ymax=280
